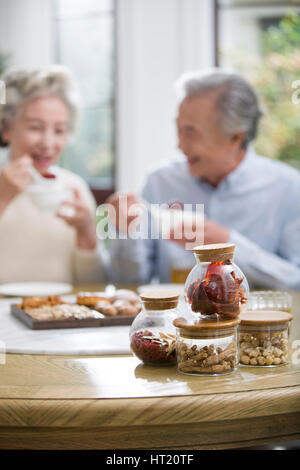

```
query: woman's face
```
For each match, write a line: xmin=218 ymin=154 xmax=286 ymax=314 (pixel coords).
xmin=3 ymin=95 xmax=69 ymax=174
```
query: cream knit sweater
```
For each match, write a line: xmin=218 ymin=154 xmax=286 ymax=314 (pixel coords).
xmin=0 ymin=158 xmax=107 ymax=284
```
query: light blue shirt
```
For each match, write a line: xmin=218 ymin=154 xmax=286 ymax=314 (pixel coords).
xmin=108 ymin=148 xmax=300 ymax=291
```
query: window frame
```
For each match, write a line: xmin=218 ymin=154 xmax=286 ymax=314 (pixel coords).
xmin=214 ymin=0 xmax=219 ymax=66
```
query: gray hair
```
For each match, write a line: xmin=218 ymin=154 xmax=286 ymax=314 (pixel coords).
xmin=0 ymin=65 xmax=80 ymax=147
xmin=174 ymin=68 xmax=263 ymax=148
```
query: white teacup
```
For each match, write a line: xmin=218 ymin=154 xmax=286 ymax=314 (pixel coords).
xmin=26 ymin=181 xmax=73 ymax=214
xmin=146 ymin=204 xmax=204 ymax=244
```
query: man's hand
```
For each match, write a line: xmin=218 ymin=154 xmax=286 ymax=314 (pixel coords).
xmin=169 ymin=218 xmax=229 ymax=249
xmin=104 ymin=192 xmax=141 ymax=234
xmin=203 ymin=220 xmax=230 ymax=245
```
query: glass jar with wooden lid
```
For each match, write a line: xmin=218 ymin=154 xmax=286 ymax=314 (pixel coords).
xmin=239 ymin=310 xmax=293 ymax=367
xmin=129 ymin=291 xmax=179 ymax=366
xmin=184 ymin=243 xmax=249 ymax=320
xmin=246 ymin=291 xmax=292 ymax=313
xmin=173 ymin=316 xmax=240 ymax=376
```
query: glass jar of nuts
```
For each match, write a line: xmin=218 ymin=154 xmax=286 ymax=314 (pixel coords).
xmin=239 ymin=310 xmax=293 ymax=367
xmin=185 ymin=243 xmax=249 ymax=320
xmin=129 ymin=292 xmax=179 ymax=366
xmin=173 ymin=316 xmax=240 ymax=376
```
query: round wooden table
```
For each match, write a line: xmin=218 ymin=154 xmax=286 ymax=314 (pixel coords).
xmin=0 ymin=288 xmax=299 ymax=450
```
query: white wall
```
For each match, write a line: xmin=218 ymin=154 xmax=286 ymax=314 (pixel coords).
xmin=0 ymin=0 xmax=214 ymax=192
xmin=0 ymin=0 xmax=54 ymax=69
xmin=116 ymin=0 xmax=215 ymax=192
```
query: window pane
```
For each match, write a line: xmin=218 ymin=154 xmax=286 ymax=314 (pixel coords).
xmin=56 ymin=0 xmax=113 ymax=18
xmin=59 ymin=106 xmax=114 ymax=183
xmin=56 ymin=16 xmax=114 ymax=107
xmin=218 ymin=0 xmax=300 ymax=6
xmin=55 ymin=1 xmax=115 ymax=188
xmin=218 ymin=1 xmax=300 ymax=170
xmin=218 ymin=2 xmax=300 ymax=66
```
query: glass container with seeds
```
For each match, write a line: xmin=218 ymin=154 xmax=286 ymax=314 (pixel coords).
xmin=184 ymin=243 xmax=249 ymax=320
xmin=239 ymin=310 xmax=293 ymax=367
xmin=129 ymin=291 xmax=179 ymax=366
xmin=173 ymin=316 xmax=240 ymax=376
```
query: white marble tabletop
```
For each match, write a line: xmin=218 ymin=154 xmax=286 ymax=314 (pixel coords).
xmin=0 ymin=297 xmax=131 ymax=355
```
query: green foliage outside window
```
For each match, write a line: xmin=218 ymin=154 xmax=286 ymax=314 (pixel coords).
xmin=252 ymin=13 xmax=300 ymax=169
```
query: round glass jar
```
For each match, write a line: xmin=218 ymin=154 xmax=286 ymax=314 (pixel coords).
xmin=173 ymin=316 xmax=240 ymax=376
xmin=129 ymin=291 xmax=179 ymax=366
xmin=239 ymin=310 xmax=293 ymax=367
xmin=247 ymin=291 xmax=292 ymax=313
xmin=184 ymin=243 xmax=249 ymax=320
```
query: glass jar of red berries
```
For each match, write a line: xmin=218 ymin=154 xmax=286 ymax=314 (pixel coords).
xmin=129 ymin=292 xmax=179 ymax=366
xmin=185 ymin=243 xmax=249 ymax=320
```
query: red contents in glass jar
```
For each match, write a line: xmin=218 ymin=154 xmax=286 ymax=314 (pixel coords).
xmin=187 ymin=260 xmax=246 ymax=318
xmin=130 ymin=330 xmax=176 ymax=365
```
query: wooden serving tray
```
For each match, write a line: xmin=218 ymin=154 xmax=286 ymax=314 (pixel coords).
xmin=10 ymin=304 xmax=136 ymax=330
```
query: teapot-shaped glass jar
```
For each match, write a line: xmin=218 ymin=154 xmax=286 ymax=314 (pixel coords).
xmin=184 ymin=243 xmax=249 ymax=320
xmin=129 ymin=291 xmax=179 ymax=366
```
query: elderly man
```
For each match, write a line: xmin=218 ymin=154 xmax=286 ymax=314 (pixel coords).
xmin=107 ymin=69 xmax=300 ymax=290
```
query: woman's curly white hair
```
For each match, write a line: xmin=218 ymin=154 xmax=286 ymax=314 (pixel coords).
xmin=0 ymin=64 xmax=80 ymax=147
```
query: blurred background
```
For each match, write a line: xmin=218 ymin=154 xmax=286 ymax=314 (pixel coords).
xmin=0 ymin=0 xmax=300 ymax=204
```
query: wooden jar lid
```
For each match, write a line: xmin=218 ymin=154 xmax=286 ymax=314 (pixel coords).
xmin=140 ymin=291 xmax=180 ymax=310
xmin=239 ymin=310 xmax=293 ymax=326
xmin=173 ymin=316 xmax=240 ymax=338
xmin=173 ymin=316 xmax=240 ymax=330
xmin=193 ymin=243 xmax=235 ymax=262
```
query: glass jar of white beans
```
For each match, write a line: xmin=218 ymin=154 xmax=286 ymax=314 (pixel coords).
xmin=239 ymin=310 xmax=293 ymax=367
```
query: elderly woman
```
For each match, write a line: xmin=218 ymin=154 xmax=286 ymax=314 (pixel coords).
xmin=0 ymin=65 xmax=107 ymax=284
xmin=107 ymin=68 xmax=300 ymax=291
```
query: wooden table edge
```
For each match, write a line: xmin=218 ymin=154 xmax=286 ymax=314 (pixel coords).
xmin=0 ymin=385 xmax=299 ymax=428
xmin=0 ymin=417 xmax=299 ymax=450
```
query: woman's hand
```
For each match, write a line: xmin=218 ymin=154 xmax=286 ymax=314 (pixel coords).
xmin=57 ymin=187 xmax=97 ymax=251
xmin=0 ymin=156 xmax=32 ymax=214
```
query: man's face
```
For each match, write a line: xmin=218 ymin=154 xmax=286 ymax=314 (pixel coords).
xmin=176 ymin=93 xmax=243 ymax=185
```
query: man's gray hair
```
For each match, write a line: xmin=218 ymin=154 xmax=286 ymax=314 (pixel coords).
xmin=174 ymin=68 xmax=263 ymax=148
xmin=0 ymin=65 xmax=80 ymax=147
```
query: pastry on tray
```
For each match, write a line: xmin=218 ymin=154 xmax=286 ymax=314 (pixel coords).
xmin=15 ymin=288 xmax=142 ymax=321
xmin=17 ymin=295 xmax=66 ymax=310
xmin=110 ymin=300 xmax=141 ymax=316
xmin=12 ymin=292 xmax=140 ymax=329
xmin=23 ymin=304 xmax=103 ymax=321
xmin=76 ymin=292 xmax=110 ymax=307
xmin=77 ymin=288 xmax=142 ymax=317
xmin=16 ymin=295 xmax=103 ymax=321
xmin=110 ymin=289 xmax=140 ymax=304
xmin=94 ymin=300 xmax=118 ymax=317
